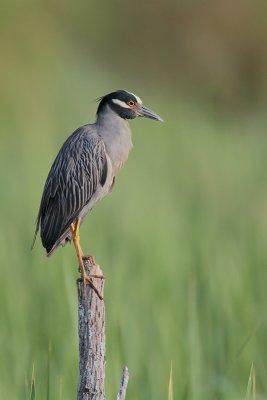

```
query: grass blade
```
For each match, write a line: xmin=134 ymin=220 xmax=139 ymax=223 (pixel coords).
xmin=59 ymin=376 xmax=63 ymax=400
xmin=30 ymin=363 xmax=36 ymax=400
xmin=245 ymin=363 xmax=256 ymax=400
xmin=47 ymin=341 xmax=52 ymax=400
xmin=168 ymin=361 xmax=174 ymax=400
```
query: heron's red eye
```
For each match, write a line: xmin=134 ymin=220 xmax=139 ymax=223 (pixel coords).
xmin=127 ymin=100 xmax=135 ymax=107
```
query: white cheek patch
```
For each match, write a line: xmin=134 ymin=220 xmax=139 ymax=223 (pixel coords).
xmin=128 ymin=91 xmax=142 ymax=105
xmin=112 ymin=99 xmax=130 ymax=108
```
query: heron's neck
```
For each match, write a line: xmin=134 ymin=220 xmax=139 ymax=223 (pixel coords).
xmin=96 ymin=105 xmax=133 ymax=171
xmin=96 ymin=104 xmax=130 ymax=130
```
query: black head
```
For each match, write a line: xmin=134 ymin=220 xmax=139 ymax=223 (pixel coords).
xmin=97 ymin=90 xmax=163 ymax=121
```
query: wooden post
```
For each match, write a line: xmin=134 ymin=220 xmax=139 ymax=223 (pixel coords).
xmin=77 ymin=257 xmax=129 ymax=400
xmin=116 ymin=367 xmax=129 ymax=400
xmin=77 ymin=257 xmax=105 ymax=400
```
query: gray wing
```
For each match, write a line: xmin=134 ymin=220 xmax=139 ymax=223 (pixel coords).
xmin=33 ymin=125 xmax=107 ymax=254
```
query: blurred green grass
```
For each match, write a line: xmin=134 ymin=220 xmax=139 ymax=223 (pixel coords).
xmin=1 ymin=64 xmax=267 ymax=399
xmin=1 ymin=5 xmax=267 ymax=399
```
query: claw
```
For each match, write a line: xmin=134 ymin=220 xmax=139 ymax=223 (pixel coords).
xmin=83 ymin=255 xmax=97 ymax=265
xmin=83 ymin=274 xmax=103 ymax=300
xmin=90 ymin=274 xmax=105 ymax=280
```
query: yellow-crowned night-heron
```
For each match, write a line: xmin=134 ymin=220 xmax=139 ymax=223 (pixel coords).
xmin=33 ymin=90 xmax=163 ymax=297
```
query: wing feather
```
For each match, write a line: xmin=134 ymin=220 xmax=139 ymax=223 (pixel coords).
xmin=33 ymin=125 xmax=108 ymax=254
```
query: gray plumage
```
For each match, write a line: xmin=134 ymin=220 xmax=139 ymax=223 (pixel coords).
xmin=34 ymin=90 xmax=162 ymax=255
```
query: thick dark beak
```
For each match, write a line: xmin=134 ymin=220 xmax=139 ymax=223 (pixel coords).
xmin=137 ymin=105 xmax=163 ymax=122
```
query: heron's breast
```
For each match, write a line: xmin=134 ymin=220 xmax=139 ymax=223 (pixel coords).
xmin=105 ymin=133 xmax=133 ymax=173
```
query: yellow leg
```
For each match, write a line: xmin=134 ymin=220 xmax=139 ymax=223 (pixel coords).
xmin=70 ymin=220 xmax=84 ymax=272
xmin=70 ymin=220 xmax=103 ymax=300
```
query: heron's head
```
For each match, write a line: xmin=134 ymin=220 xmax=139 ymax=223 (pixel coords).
xmin=97 ymin=90 xmax=163 ymax=122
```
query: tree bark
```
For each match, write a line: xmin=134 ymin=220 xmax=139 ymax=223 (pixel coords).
xmin=77 ymin=257 xmax=105 ymax=400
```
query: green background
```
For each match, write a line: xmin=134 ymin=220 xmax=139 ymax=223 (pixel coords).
xmin=1 ymin=1 xmax=267 ymax=399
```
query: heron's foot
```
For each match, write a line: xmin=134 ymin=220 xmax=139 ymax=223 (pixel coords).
xmin=80 ymin=273 xmax=104 ymax=300
xmin=81 ymin=255 xmax=105 ymax=279
xmin=83 ymin=255 xmax=97 ymax=265
xmin=90 ymin=274 xmax=105 ymax=279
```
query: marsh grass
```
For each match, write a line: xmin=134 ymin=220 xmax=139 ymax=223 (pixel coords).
xmin=168 ymin=362 xmax=174 ymax=400
xmin=245 ymin=363 xmax=256 ymax=400
xmin=29 ymin=364 xmax=36 ymax=400
xmin=1 ymin=45 xmax=267 ymax=399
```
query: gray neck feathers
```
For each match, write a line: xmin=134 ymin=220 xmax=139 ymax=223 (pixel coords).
xmin=96 ymin=105 xmax=133 ymax=171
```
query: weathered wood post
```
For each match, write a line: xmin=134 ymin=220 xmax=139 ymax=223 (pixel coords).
xmin=77 ymin=257 xmax=129 ymax=400
xmin=77 ymin=257 xmax=105 ymax=399
xmin=116 ymin=367 xmax=130 ymax=400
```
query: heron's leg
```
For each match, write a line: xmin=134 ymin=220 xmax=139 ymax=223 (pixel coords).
xmin=71 ymin=221 xmax=104 ymax=278
xmin=70 ymin=220 xmax=103 ymax=300
xmin=70 ymin=220 xmax=84 ymax=272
